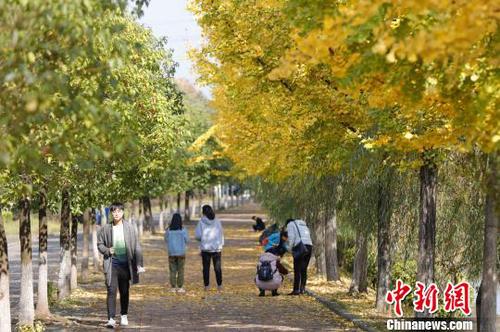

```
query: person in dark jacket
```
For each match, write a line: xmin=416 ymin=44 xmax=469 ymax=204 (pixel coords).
xmin=98 ymin=202 xmax=145 ymax=328
xmin=252 ymin=216 xmax=266 ymax=231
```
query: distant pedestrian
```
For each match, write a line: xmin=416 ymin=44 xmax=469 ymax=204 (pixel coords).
xmin=164 ymin=213 xmax=189 ymax=293
xmin=195 ymin=205 xmax=224 ymax=291
xmin=286 ymin=219 xmax=312 ymax=295
xmin=251 ymin=216 xmax=266 ymax=232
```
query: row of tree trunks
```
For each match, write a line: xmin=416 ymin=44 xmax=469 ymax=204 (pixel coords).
xmin=36 ymin=187 xmax=50 ymax=318
xmin=19 ymin=197 xmax=34 ymax=326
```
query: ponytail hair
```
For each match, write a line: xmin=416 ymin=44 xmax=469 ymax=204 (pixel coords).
xmin=202 ymin=205 xmax=215 ymax=220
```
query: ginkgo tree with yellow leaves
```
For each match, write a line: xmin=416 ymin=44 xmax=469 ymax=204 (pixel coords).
xmin=191 ymin=0 xmax=498 ymax=327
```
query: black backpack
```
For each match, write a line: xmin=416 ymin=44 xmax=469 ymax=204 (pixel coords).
xmin=257 ymin=261 xmax=275 ymax=281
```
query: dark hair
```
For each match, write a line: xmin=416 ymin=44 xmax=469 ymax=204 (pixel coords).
xmin=110 ymin=202 xmax=124 ymax=212
xmin=285 ymin=218 xmax=295 ymax=225
xmin=281 ymin=231 xmax=288 ymax=238
xmin=169 ymin=213 xmax=183 ymax=230
xmin=202 ymin=205 xmax=215 ymax=220
xmin=251 ymin=216 xmax=256 ymax=220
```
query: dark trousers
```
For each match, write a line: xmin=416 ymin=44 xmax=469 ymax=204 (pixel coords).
xmin=201 ymin=251 xmax=222 ymax=287
xmin=107 ymin=264 xmax=130 ymax=319
xmin=292 ymin=245 xmax=313 ymax=293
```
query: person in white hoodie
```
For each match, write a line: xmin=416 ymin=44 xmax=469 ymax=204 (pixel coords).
xmin=195 ymin=205 xmax=224 ymax=291
xmin=286 ymin=218 xmax=313 ymax=295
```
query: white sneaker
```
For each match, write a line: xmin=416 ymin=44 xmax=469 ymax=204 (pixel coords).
xmin=170 ymin=288 xmax=178 ymax=293
xmin=177 ymin=288 xmax=186 ymax=293
xmin=106 ymin=318 xmax=116 ymax=328
xmin=120 ymin=315 xmax=128 ymax=326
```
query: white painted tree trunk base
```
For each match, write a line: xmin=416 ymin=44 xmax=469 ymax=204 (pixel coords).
xmin=19 ymin=261 xmax=35 ymax=326
xmin=36 ymin=252 xmax=50 ymax=317
xmin=70 ymin=264 xmax=78 ymax=290
xmin=58 ymin=249 xmax=71 ymax=300
xmin=0 ymin=272 xmax=11 ymax=332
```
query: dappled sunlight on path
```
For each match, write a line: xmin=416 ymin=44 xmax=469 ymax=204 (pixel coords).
xmin=47 ymin=204 xmax=360 ymax=331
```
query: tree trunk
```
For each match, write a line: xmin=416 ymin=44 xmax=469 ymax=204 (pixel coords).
xmin=142 ymin=196 xmax=153 ymax=233
xmin=349 ymin=230 xmax=368 ymax=294
xmin=159 ymin=210 xmax=164 ymax=232
xmin=131 ymin=201 xmax=139 ymax=235
xmin=223 ymin=185 xmax=228 ymax=209
xmin=312 ymin=217 xmax=326 ymax=278
xmin=158 ymin=196 xmax=163 ymax=214
xmin=138 ymin=199 xmax=144 ymax=238
xmin=176 ymin=192 xmax=181 ymax=212
xmin=129 ymin=200 xmax=137 ymax=223
xmin=0 ymin=209 xmax=11 ymax=332
xmin=101 ymin=205 xmax=107 ymax=225
xmin=158 ymin=197 xmax=164 ymax=231
xmin=169 ymin=195 xmax=175 ymax=214
xmin=70 ymin=214 xmax=80 ymax=290
xmin=198 ymin=191 xmax=203 ymax=217
xmin=184 ymin=191 xmax=191 ymax=222
xmin=189 ymin=192 xmax=197 ymax=220
xmin=325 ymin=207 xmax=340 ymax=281
xmin=416 ymin=159 xmax=437 ymax=317
xmin=58 ymin=189 xmax=71 ymax=300
xmin=376 ymin=169 xmax=393 ymax=312
xmin=479 ymin=154 xmax=498 ymax=332
xmin=81 ymin=209 xmax=90 ymax=282
xmin=91 ymin=209 xmax=101 ymax=271
xmin=19 ymin=197 xmax=34 ymax=326
xmin=230 ymin=185 xmax=234 ymax=208
xmin=217 ymin=185 xmax=221 ymax=210
xmin=212 ymin=186 xmax=216 ymax=209
xmin=36 ymin=187 xmax=50 ymax=318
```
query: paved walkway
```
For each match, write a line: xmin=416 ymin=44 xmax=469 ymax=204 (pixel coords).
xmin=45 ymin=204 xmax=359 ymax=331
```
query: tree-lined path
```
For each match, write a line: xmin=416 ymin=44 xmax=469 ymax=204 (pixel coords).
xmin=43 ymin=204 xmax=359 ymax=331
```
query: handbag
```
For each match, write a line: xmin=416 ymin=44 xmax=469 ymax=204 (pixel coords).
xmin=291 ymin=221 xmax=309 ymax=259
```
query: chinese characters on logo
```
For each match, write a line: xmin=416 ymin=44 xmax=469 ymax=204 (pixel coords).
xmin=385 ymin=280 xmax=471 ymax=317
